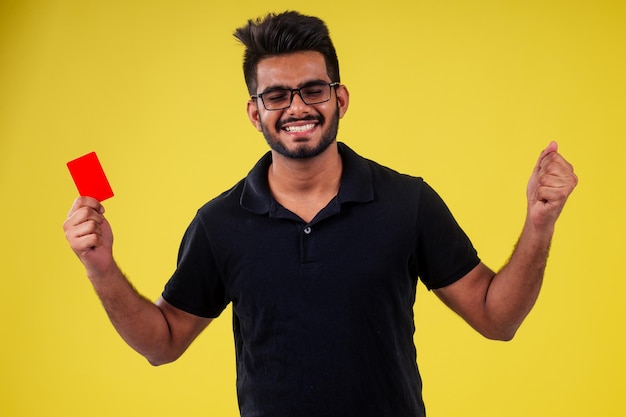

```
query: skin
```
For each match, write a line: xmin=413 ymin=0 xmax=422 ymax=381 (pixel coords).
xmin=247 ymin=51 xmax=350 ymax=222
xmin=434 ymin=140 xmax=577 ymax=340
xmin=63 ymin=50 xmax=577 ymax=366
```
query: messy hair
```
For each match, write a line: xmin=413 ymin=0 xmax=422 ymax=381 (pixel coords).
xmin=233 ymin=11 xmax=340 ymax=95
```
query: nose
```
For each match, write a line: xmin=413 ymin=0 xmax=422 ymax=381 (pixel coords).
xmin=288 ymin=90 xmax=310 ymax=112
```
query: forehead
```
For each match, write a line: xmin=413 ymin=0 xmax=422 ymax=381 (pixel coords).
xmin=255 ymin=51 xmax=329 ymax=90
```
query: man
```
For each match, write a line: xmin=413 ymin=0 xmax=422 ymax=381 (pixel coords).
xmin=63 ymin=11 xmax=578 ymax=417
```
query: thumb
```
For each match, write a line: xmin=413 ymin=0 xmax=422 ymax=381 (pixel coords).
xmin=534 ymin=141 xmax=558 ymax=172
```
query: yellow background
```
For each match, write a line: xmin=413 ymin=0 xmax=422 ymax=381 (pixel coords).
xmin=1 ymin=0 xmax=624 ymax=416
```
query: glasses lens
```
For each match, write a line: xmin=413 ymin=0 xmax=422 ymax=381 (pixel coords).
xmin=263 ymin=89 xmax=291 ymax=110
xmin=301 ymin=84 xmax=331 ymax=104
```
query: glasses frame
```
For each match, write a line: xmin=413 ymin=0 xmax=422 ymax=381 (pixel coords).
xmin=251 ymin=82 xmax=340 ymax=111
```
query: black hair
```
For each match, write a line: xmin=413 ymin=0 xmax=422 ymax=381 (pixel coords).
xmin=233 ymin=11 xmax=340 ymax=95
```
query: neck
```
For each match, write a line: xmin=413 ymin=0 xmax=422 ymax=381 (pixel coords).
xmin=268 ymin=142 xmax=342 ymax=222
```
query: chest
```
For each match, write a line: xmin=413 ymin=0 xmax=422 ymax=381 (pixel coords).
xmin=212 ymin=201 xmax=419 ymax=326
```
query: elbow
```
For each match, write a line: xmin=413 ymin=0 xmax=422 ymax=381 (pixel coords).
xmin=477 ymin=322 xmax=520 ymax=342
xmin=147 ymin=357 xmax=169 ymax=367
xmin=146 ymin=355 xmax=177 ymax=367
xmin=484 ymin=330 xmax=516 ymax=342
xmin=143 ymin=349 xmax=182 ymax=367
xmin=126 ymin=343 xmax=179 ymax=366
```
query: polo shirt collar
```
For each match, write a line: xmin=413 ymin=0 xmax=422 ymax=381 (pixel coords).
xmin=240 ymin=142 xmax=374 ymax=215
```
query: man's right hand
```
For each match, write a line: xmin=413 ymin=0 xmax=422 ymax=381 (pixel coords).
xmin=63 ymin=197 xmax=212 ymax=365
xmin=63 ymin=196 xmax=114 ymax=279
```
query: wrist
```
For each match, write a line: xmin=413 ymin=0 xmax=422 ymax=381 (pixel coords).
xmin=86 ymin=259 xmax=120 ymax=284
xmin=519 ymin=217 xmax=554 ymax=254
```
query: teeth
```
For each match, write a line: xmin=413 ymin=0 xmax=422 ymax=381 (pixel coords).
xmin=284 ymin=123 xmax=315 ymax=132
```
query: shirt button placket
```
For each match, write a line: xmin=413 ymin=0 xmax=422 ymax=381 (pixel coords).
xmin=301 ymin=226 xmax=314 ymax=264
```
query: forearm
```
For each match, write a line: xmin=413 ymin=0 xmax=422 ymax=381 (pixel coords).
xmin=435 ymin=143 xmax=576 ymax=341
xmin=87 ymin=263 xmax=176 ymax=365
xmin=65 ymin=198 xmax=208 ymax=364
xmin=484 ymin=219 xmax=554 ymax=338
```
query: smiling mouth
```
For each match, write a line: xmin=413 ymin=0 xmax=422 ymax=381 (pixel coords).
xmin=283 ymin=123 xmax=317 ymax=133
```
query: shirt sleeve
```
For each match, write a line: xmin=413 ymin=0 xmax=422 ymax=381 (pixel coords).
xmin=161 ymin=214 xmax=229 ymax=318
xmin=415 ymin=182 xmax=481 ymax=290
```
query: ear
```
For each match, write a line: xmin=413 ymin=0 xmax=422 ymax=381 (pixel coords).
xmin=335 ymin=84 xmax=350 ymax=119
xmin=247 ymin=99 xmax=263 ymax=131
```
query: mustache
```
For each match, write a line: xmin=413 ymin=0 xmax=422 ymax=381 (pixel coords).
xmin=276 ymin=115 xmax=324 ymax=130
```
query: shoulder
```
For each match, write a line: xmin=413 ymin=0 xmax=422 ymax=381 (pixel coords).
xmin=196 ymin=150 xmax=273 ymax=220
xmin=196 ymin=179 xmax=246 ymax=219
xmin=339 ymin=142 xmax=426 ymax=199
xmin=365 ymin=156 xmax=431 ymax=205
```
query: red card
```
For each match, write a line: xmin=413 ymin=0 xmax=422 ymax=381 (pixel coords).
xmin=67 ymin=152 xmax=114 ymax=201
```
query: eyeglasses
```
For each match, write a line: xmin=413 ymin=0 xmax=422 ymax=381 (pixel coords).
xmin=251 ymin=82 xmax=339 ymax=111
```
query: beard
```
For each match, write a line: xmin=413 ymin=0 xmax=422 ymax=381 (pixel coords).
xmin=259 ymin=107 xmax=340 ymax=160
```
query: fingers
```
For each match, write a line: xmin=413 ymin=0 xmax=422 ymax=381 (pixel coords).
xmin=67 ymin=196 xmax=104 ymax=217
xmin=63 ymin=197 xmax=106 ymax=253
xmin=533 ymin=145 xmax=578 ymax=208
xmin=537 ymin=151 xmax=577 ymax=186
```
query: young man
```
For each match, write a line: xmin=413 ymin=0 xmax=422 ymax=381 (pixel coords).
xmin=63 ymin=11 xmax=577 ymax=417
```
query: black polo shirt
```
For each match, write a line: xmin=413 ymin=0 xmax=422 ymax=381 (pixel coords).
xmin=163 ymin=142 xmax=480 ymax=417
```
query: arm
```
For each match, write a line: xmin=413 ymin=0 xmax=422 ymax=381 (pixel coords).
xmin=434 ymin=142 xmax=578 ymax=341
xmin=63 ymin=197 xmax=212 ymax=365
